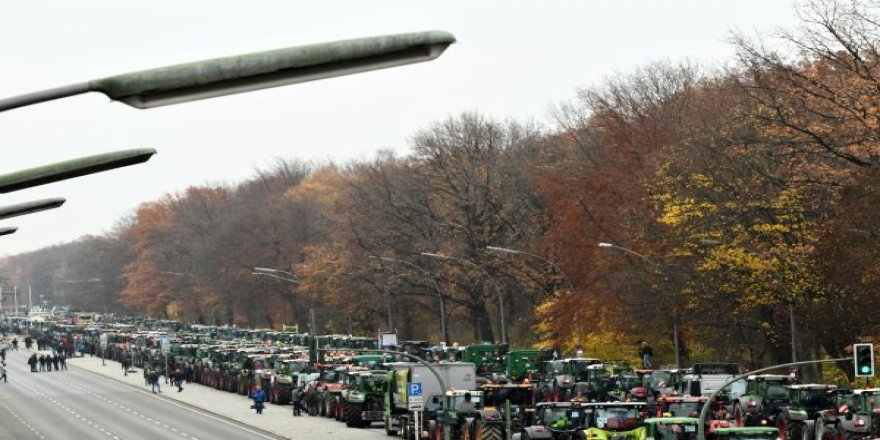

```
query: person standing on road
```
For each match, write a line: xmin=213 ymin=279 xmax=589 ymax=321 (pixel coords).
xmin=640 ymin=341 xmax=653 ymax=369
xmin=172 ymin=369 xmax=183 ymax=392
xmin=59 ymin=352 xmax=67 ymax=371
xmin=27 ymin=353 xmax=37 ymax=372
xmin=292 ymin=387 xmax=304 ymax=416
xmin=250 ymin=385 xmax=267 ymax=415
xmin=0 ymin=362 xmax=7 ymax=383
xmin=52 ymin=354 xmax=59 ymax=372
xmin=149 ymin=370 xmax=162 ymax=393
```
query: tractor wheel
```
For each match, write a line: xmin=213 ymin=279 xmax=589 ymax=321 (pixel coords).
xmin=462 ymin=420 xmax=474 ymax=440
xmin=401 ymin=418 xmax=410 ymax=440
xmin=345 ymin=402 xmax=363 ymax=428
xmin=477 ymin=420 xmax=503 ymax=440
xmin=338 ymin=400 xmax=348 ymax=422
xmin=817 ymin=420 xmax=837 ymax=440
xmin=791 ymin=422 xmax=806 ymax=440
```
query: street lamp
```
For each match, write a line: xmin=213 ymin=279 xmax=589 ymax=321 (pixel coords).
xmin=486 ymin=246 xmax=576 ymax=352
xmin=598 ymin=241 xmax=681 ymax=368
xmin=420 ymin=252 xmax=506 ymax=345
xmin=0 ymin=227 xmax=17 ymax=237
xmin=0 ymin=149 xmax=156 ymax=193
xmin=251 ymin=267 xmax=315 ymax=335
xmin=369 ymin=255 xmax=448 ymax=344
xmin=0 ymin=31 xmax=455 ymax=111
xmin=0 ymin=198 xmax=65 ymax=220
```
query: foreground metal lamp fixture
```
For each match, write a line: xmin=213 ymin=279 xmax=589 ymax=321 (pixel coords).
xmin=0 ymin=148 xmax=156 ymax=193
xmin=0 ymin=31 xmax=455 ymax=111
xmin=0 ymin=198 xmax=65 ymax=220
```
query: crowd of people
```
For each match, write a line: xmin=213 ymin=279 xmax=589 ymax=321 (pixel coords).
xmin=26 ymin=351 xmax=67 ymax=372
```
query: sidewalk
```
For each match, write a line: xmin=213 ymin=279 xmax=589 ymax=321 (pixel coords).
xmin=67 ymin=356 xmax=385 ymax=440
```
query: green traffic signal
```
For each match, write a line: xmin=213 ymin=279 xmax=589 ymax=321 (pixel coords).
xmin=854 ymin=343 xmax=875 ymax=377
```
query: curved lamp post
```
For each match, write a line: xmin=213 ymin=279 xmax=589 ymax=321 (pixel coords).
xmin=598 ymin=241 xmax=680 ymax=368
xmin=0 ymin=148 xmax=156 ymax=193
xmin=0 ymin=30 xmax=455 ymax=111
xmin=420 ymin=252 xmax=506 ymax=345
xmin=0 ymin=198 xmax=65 ymax=219
xmin=251 ymin=267 xmax=315 ymax=334
xmin=487 ymin=245 xmax=574 ymax=352
xmin=369 ymin=255 xmax=448 ymax=344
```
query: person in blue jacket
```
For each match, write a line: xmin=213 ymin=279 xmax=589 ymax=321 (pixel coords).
xmin=250 ymin=384 xmax=268 ymax=415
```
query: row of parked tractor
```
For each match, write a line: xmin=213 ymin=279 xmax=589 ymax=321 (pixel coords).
xmin=16 ymin=318 xmax=879 ymax=440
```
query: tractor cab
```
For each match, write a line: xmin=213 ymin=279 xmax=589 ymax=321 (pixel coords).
xmin=513 ymin=401 xmax=592 ymax=440
xmin=655 ymin=396 xmax=708 ymax=418
xmin=644 ymin=417 xmax=700 ymax=440
xmin=583 ymin=401 xmax=649 ymax=440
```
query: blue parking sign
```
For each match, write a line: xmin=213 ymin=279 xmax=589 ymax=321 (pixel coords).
xmin=407 ymin=382 xmax=422 ymax=397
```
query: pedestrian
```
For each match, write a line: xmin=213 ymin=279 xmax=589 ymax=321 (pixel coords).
xmin=52 ymin=354 xmax=60 ymax=371
xmin=250 ymin=385 xmax=267 ymax=414
xmin=38 ymin=354 xmax=46 ymax=372
xmin=59 ymin=352 xmax=67 ymax=371
xmin=0 ymin=362 xmax=6 ymax=383
xmin=173 ymin=369 xmax=183 ymax=392
xmin=28 ymin=353 xmax=37 ymax=372
xmin=640 ymin=341 xmax=653 ymax=369
xmin=292 ymin=387 xmax=304 ymax=416
xmin=11 ymin=338 xmax=17 ymax=351
xmin=122 ymin=358 xmax=130 ymax=376
xmin=149 ymin=370 xmax=161 ymax=393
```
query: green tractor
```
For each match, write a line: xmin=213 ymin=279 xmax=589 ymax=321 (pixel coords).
xmin=542 ymin=358 xmax=603 ymax=402
xmin=268 ymin=356 xmax=310 ymax=405
xmin=339 ymin=369 xmax=387 ymax=428
xmin=462 ymin=343 xmax=508 ymax=383
xmin=506 ymin=349 xmax=546 ymax=383
xmin=730 ymin=374 xmax=796 ymax=433
xmin=482 ymin=382 xmax=538 ymax=431
xmin=437 ymin=389 xmax=506 ymax=440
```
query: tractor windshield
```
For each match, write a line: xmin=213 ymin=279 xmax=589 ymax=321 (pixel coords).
xmin=595 ymin=407 xmax=641 ymax=430
xmin=656 ymin=422 xmax=698 ymax=440
xmin=538 ymin=406 xmax=568 ymax=425
xmin=665 ymin=401 xmax=703 ymax=417
xmin=484 ymin=387 xmax=533 ymax=407
xmin=651 ymin=371 xmax=672 ymax=389
xmin=795 ymin=389 xmax=834 ymax=410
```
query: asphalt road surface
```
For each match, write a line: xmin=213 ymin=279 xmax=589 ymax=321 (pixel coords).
xmin=0 ymin=348 xmax=279 ymax=440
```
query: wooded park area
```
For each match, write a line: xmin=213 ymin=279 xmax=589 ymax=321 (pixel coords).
xmin=3 ymin=0 xmax=879 ymax=375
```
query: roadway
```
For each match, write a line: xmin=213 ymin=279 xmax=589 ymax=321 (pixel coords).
xmin=0 ymin=347 xmax=279 ymax=440
xmin=0 ymin=346 xmax=390 ymax=440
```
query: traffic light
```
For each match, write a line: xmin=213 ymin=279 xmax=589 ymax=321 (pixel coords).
xmin=854 ymin=343 xmax=875 ymax=377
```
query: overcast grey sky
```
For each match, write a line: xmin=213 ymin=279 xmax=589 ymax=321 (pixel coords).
xmin=0 ymin=1 xmax=800 ymax=256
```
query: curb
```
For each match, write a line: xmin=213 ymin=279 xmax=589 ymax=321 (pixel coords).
xmin=69 ymin=359 xmax=289 ymax=440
